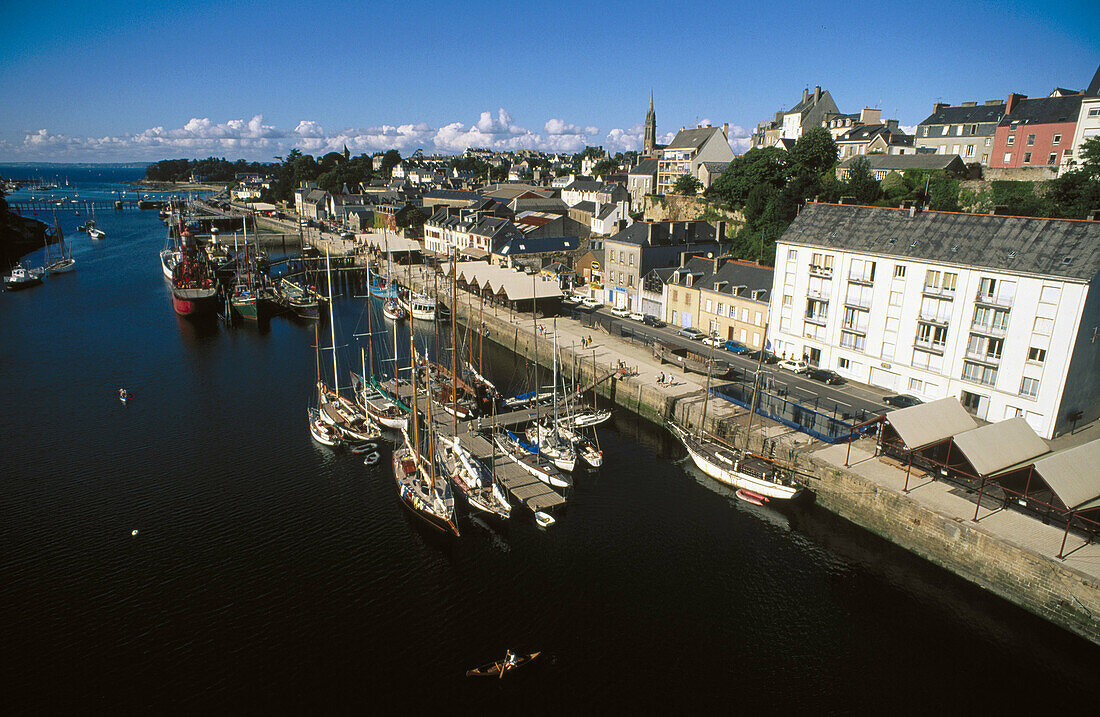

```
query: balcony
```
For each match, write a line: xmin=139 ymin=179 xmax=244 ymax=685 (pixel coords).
xmin=847 ymin=274 xmax=874 ymax=287
xmin=918 ymin=313 xmax=950 ymax=327
xmin=914 ymin=339 xmax=946 ymax=355
xmin=974 ymin=291 xmax=1014 ymax=309
xmin=844 ymin=297 xmax=872 ymax=310
xmin=970 ymin=320 xmax=1008 ymax=338
xmin=964 ymin=349 xmax=1001 ymax=366
xmin=922 ymin=285 xmax=956 ymax=299
xmin=842 ymin=322 xmax=868 ymax=335
xmin=809 ymin=264 xmax=833 ymax=279
xmin=804 ymin=313 xmax=828 ymax=326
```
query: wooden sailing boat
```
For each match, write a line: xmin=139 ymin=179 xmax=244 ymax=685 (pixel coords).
xmin=393 ymin=311 xmax=459 ymax=535
xmin=352 ymin=291 xmax=408 ymax=431
xmin=666 ymin=325 xmax=803 ymax=501
xmin=316 ymin=247 xmax=378 ymax=442
xmin=45 ymin=213 xmax=76 ymax=274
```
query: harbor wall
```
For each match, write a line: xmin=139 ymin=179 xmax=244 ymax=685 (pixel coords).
xmin=450 ymin=294 xmax=1100 ymax=646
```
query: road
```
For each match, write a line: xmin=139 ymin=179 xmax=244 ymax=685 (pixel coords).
xmin=571 ymin=304 xmax=893 ymax=423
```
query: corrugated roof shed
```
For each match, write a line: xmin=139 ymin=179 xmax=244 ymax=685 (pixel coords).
xmin=953 ymin=417 xmax=1050 ymax=477
xmin=781 ymin=203 xmax=1100 ymax=282
xmin=886 ymin=397 xmax=977 ymax=450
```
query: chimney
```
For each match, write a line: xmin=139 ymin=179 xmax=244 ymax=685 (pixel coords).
xmin=647 ymin=221 xmax=654 ymax=244
xmin=960 ymin=101 xmax=977 ymax=107
xmin=722 ymin=123 xmax=729 ymax=139
xmin=680 ymin=251 xmax=690 ymax=268
xmin=716 ymin=220 xmax=727 ymax=239
xmin=933 ymin=102 xmax=948 ymax=113
xmin=814 ymin=86 xmax=821 ymax=103
xmin=802 ymin=88 xmax=809 ymax=104
xmin=1006 ymin=93 xmax=1027 ymax=114
xmin=1087 ymin=209 xmax=1100 ymax=221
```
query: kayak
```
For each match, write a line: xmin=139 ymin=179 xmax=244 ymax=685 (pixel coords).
xmin=466 ymin=651 xmax=541 ymax=678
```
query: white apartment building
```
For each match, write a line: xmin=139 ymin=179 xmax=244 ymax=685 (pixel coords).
xmin=1061 ymin=94 xmax=1100 ymax=176
xmin=769 ymin=202 xmax=1100 ymax=439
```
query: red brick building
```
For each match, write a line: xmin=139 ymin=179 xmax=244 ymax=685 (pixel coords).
xmin=989 ymin=91 xmax=1084 ymax=171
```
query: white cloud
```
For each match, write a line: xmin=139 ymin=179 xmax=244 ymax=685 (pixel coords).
xmin=8 ymin=109 xmax=619 ymax=161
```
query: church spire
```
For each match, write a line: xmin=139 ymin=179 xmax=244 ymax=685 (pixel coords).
xmin=644 ymin=91 xmax=657 ymax=155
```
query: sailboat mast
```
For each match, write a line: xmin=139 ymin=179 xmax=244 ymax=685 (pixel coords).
xmin=533 ymin=272 xmax=539 ymax=432
xmin=409 ymin=291 xmax=421 ymax=462
xmin=552 ymin=317 xmax=559 ymax=434
xmin=325 ymin=247 xmax=339 ymax=393
xmin=700 ymin=326 xmax=716 ymax=439
xmin=451 ymin=247 xmax=459 ymax=440
xmin=744 ymin=322 xmax=769 ymax=453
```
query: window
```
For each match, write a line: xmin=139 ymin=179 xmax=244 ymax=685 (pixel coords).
xmin=943 ymin=273 xmax=957 ymax=292
xmin=890 ymin=290 xmax=903 ymax=307
xmin=628 ymin=275 xmax=634 ymax=288
xmin=955 ymin=125 xmax=963 ymax=136
xmin=838 ymin=357 xmax=850 ymax=369
xmin=1026 ymin=134 xmax=1035 ymax=146
xmin=782 ymin=295 xmax=792 ymax=307
xmin=1004 ymin=152 xmax=1013 ymax=163
xmin=705 ymin=299 xmax=713 ymax=313
xmin=966 ymin=144 xmax=975 ymax=157
xmin=717 ymin=302 xmax=725 ymax=316
xmin=962 ymin=361 xmax=997 ymax=386
xmin=894 ymin=265 xmax=906 ymax=278
xmin=925 ymin=270 xmax=941 ymax=290
xmin=843 ymin=307 xmax=869 ymax=332
xmin=754 ymin=312 xmax=762 ymax=326
xmin=1020 ymin=377 xmax=1039 ymax=398
xmin=916 ymin=323 xmax=947 ymax=349
xmin=1048 ymin=153 xmax=1058 ymax=165
xmin=1039 ymin=286 xmax=1060 ymax=305
xmin=1028 ymin=347 xmax=1046 ymax=363
xmin=1052 ymin=133 xmax=1062 ymax=145
xmin=742 ymin=308 xmax=749 ymax=322
xmin=610 ymin=250 xmax=616 ymax=263
xmin=978 ymin=277 xmax=995 ymax=299
xmin=839 ymin=331 xmax=865 ymax=351
xmin=1023 ymin=152 xmax=1032 ymax=164
xmin=1034 ymin=317 xmax=1053 ymax=335
xmin=908 ymin=378 xmax=924 ymax=393
xmin=1090 ymin=107 xmax=1100 ymax=118
xmin=1007 ymin=135 xmax=1015 ymax=147
xmin=788 ymin=249 xmax=797 ymax=261
xmin=629 ymin=255 xmax=634 ymax=267
xmin=671 ymin=289 xmax=677 ymax=302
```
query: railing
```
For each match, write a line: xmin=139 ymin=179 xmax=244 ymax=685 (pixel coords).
xmin=922 ymin=285 xmax=956 ymax=299
xmin=918 ymin=313 xmax=950 ymax=326
xmin=844 ymin=298 xmax=872 ymax=310
xmin=964 ymin=350 xmax=1001 ymax=365
xmin=809 ymin=265 xmax=833 ymax=278
xmin=842 ymin=321 xmax=868 ymax=334
xmin=914 ymin=339 xmax=945 ymax=355
xmin=970 ymin=320 xmax=1008 ymax=337
xmin=847 ymin=274 xmax=874 ymax=286
xmin=804 ymin=314 xmax=828 ymax=326
xmin=974 ymin=292 xmax=1014 ymax=309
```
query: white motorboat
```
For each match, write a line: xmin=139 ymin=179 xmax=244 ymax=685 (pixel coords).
xmin=401 ymin=292 xmax=435 ymax=320
xmin=160 ymin=248 xmax=180 ymax=280
xmin=563 ymin=408 xmax=611 ymax=428
xmin=308 ymin=407 xmax=342 ymax=447
xmin=667 ymin=422 xmax=802 ymax=501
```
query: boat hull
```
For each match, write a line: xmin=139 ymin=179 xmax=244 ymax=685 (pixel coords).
xmin=669 ymin=424 xmax=802 ymax=501
xmin=171 ymin=289 xmax=219 ymax=317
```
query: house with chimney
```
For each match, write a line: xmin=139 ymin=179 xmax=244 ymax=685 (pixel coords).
xmin=834 ymin=109 xmax=915 ymax=159
xmin=663 ymin=256 xmax=773 ymax=345
xmin=915 ymin=99 xmax=1006 ymax=165
xmin=601 ymin=220 xmax=725 ymax=310
xmin=656 ymin=125 xmax=736 ymax=195
xmin=768 ymin=202 xmax=1100 ymax=439
xmin=751 ymin=86 xmax=840 ymax=149
xmin=990 ymin=90 xmax=1087 ymax=179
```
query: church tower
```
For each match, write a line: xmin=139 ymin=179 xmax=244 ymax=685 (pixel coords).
xmin=643 ymin=91 xmax=656 ymax=156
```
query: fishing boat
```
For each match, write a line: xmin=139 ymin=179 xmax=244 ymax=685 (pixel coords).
xmin=382 ymin=298 xmax=406 ymax=321
xmin=278 ymin=276 xmax=322 ymax=319
xmin=495 ymin=431 xmax=572 ymax=489
xmin=308 ymin=407 xmax=342 ymax=447
xmin=667 ymin=423 xmax=802 ymax=501
xmin=367 ymin=266 xmax=399 ymax=298
xmin=400 ymin=291 xmax=435 ymax=321
xmin=435 ymin=435 xmax=512 ymax=520
xmin=466 ymin=651 xmax=540 ymax=678
xmin=4 ymin=265 xmax=44 ymax=291
xmin=352 ymin=332 xmax=408 ymax=431
xmin=170 ymin=229 xmax=219 ymax=316
xmin=86 ymin=206 xmax=105 ymax=239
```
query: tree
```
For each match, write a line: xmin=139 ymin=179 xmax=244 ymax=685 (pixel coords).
xmin=672 ymin=174 xmax=702 ymax=195
xmin=380 ymin=149 xmax=402 ymax=177
xmin=789 ymin=126 xmax=838 ymax=178
xmin=843 ymin=157 xmax=881 ymax=204
xmin=705 ymin=147 xmax=791 ymax=209
xmin=591 ymin=158 xmax=618 ymax=178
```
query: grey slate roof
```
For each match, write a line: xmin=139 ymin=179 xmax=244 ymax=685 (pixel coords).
xmin=607 ymin=221 xmax=718 ymax=247
xmin=699 ymin=161 xmax=730 ymax=174
xmin=495 ymin=235 xmax=580 ymax=256
xmin=667 ymin=257 xmax=773 ymax=302
xmin=999 ymin=95 xmax=1085 ymax=127
xmin=628 ymin=157 xmax=658 ymax=176
xmin=572 ymin=200 xmax=596 ymax=215
xmin=780 ymin=203 xmax=1100 ymax=282
xmin=665 ymin=126 xmax=724 ymax=151
xmin=918 ymin=103 xmax=1005 ymax=127
xmin=836 ymin=154 xmax=966 ymax=173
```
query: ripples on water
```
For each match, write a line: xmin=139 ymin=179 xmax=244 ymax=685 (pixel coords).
xmin=1 ymin=180 xmax=1097 ymax=712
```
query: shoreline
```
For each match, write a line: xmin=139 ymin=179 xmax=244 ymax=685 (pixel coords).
xmin=134 ymin=179 xmax=229 ymax=192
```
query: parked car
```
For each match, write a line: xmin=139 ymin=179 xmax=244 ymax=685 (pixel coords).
xmin=628 ymin=312 xmax=645 ymax=322
xmin=883 ymin=394 xmax=922 ymax=408
xmin=744 ymin=349 xmax=779 ymax=364
xmin=581 ymin=297 xmax=603 ymax=310
xmin=610 ymin=306 xmax=630 ymax=317
xmin=562 ymin=294 xmax=581 ymax=305
xmin=777 ymin=358 xmax=809 ymax=373
xmin=807 ymin=368 xmax=844 ymax=385
xmin=676 ymin=327 xmax=706 ymax=340
xmin=722 ymin=340 xmax=750 ymax=354
xmin=642 ymin=315 xmax=666 ymax=328
xmin=702 ymin=336 xmax=723 ymax=347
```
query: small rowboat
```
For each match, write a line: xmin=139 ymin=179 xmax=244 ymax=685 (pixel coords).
xmin=466 ymin=651 xmax=540 ymax=679
xmin=736 ymin=488 xmax=768 ymax=506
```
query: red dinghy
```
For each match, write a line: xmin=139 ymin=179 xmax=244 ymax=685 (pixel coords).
xmin=736 ymin=488 xmax=768 ymax=506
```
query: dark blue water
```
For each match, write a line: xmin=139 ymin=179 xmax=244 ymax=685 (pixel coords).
xmin=2 ymin=173 xmax=1097 ymax=713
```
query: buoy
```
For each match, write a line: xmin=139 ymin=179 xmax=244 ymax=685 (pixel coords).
xmin=362 ymin=451 xmax=380 ymax=466
xmin=131 ymin=529 xmax=139 ymax=536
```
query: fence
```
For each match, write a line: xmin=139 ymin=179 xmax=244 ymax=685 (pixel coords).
xmin=712 ymin=379 xmax=863 ymax=444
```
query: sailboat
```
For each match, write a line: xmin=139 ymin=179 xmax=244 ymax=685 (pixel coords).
xmin=392 ymin=312 xmax=459 ymax=535
xmin=378 ymin=233 xmax=407 ymax=321
xmin=45 ymin=217 xmax=76 ymax=274
xmin=351 ymin=293 xmax=408 ymax=431
xmin=667 ymin=325 xmax=803 ymax=501
xmin=87 ymin=205 xmax=105 ymax=239
xmin=435 ymin=434 xmax=512 ymax=520
xmin=315 ymin=248 xmax=379 ymax=443
xmin=524 ymin=321 xmax=577 ymax=472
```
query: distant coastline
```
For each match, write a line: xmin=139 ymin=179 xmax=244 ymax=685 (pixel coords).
xmin=136 ymin=179 xmax=229 ymax=192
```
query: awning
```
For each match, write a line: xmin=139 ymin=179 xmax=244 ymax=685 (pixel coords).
xmin=952 ymin=417 xmax=1050 ymax=477
xmin=1031 ymin=439 xmax=1100 ymax=511
xmin=886 ymin=397 xmax=977 ymax=450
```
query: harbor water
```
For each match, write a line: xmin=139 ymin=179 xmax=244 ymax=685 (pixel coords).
xmin=2 ymin=170 xmax=1096 ymax=712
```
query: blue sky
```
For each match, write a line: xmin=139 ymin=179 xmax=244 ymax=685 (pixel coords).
xmin=1 ymin=0 xmax=1097 ymax=162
